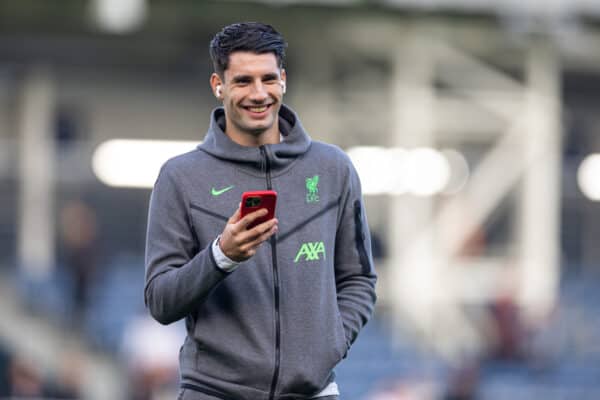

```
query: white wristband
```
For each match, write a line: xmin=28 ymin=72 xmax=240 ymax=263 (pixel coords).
xmin=212 ymin=236 xmax=241 ymax=272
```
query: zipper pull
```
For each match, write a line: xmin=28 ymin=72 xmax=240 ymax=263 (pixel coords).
xmin=259 ymin=146 xmax=266 ymax=172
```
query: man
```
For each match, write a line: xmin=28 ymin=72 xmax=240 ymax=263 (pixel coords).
xmin=145 ymin=22 xmax=377 ymax=400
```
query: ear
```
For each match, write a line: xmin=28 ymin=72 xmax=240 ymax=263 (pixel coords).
xmin=210 ymin=73 xmax=223 ymax=99
xmin=280 ymin=69 xmax=287 ymax=94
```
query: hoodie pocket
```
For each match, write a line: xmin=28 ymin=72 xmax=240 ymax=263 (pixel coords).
xmin=333 ymin=309 xmax=349 ymax=360
xmin=277 ymin=302 xmax=349 ymax=397
xmin=184 ymin=271 xmax=277 ymax=393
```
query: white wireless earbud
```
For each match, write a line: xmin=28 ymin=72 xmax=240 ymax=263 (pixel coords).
xmin=216 ymin=85 xmax=222 ymax=98
xmin=280 ymin=81 xmax=286 ymax=94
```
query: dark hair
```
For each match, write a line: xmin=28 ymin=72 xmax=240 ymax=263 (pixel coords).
xmin=209 ymin=22 xmax=287 ymax=76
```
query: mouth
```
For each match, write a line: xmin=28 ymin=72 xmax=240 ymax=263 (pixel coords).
xmin=242 ymin=103 xmax=273 ymax=114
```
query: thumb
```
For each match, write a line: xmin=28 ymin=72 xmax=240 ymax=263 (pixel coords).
xmin=227 ymin=203 xmax=241 ymax=224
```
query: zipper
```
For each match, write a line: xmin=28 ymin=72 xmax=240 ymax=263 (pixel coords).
xmin=261 ymin=146 xmax=280 ymax=400
xmin=353 ymin=200 xmax=371 ymax=275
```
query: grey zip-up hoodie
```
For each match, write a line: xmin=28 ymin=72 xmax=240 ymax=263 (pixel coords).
xmin=145 ymin=105 xmax=377 ymax=400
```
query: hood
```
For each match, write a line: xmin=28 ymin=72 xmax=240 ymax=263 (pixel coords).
xmin=197 ymin=104 xmax=312 ymax=173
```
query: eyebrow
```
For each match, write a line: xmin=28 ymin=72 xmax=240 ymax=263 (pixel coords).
xmin=230 ymin=73 xmax=279 ymax=84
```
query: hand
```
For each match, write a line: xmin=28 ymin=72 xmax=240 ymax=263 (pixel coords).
xmin=219 ymin=205 xmax=278 ymax=262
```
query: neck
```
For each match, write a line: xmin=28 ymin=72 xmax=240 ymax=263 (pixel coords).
xmin=225 ymin=122 xmax=280 ymax=147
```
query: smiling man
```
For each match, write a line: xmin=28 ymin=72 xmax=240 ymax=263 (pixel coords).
xmin=145 ymin=22 xmax=377 ymax=400
xmin=210 ymin=50 xmax=285 ymax=145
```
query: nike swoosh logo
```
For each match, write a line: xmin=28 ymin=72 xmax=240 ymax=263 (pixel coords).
xmin=211 ymin=185 xmax=235 ymax=196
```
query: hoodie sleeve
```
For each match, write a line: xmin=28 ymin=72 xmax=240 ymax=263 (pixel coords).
xmin=144 ymin=163 xmax=229 ymax=325
xmin=334 ymin=158 xmax=378 ymax=350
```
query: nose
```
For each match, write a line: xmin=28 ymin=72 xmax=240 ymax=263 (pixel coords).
xmin=248 ymin=81 xmax=268 ymax=103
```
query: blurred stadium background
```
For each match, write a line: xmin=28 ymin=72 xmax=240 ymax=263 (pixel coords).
xmin=1 ymin=0 xmax=600 ymax=399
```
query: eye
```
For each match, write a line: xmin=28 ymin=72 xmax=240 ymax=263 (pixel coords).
xmin=263 ymin=75 xmax=279 ymax=84
xmin=233 ymin=77 xmax=252 ymax=86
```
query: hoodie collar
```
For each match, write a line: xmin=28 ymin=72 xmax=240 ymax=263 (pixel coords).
xmin=198 ymin=104 xmax=312 ymax=172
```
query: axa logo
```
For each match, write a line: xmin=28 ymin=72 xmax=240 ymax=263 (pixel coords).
xmin=294 ymin=241 xmax=326 ymax=263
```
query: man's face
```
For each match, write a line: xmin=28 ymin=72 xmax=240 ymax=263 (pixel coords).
xmin=213 ymin=52 xmax=286 ymax=140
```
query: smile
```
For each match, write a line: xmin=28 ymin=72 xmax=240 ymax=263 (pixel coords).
xmin=242 ymin=104 xmax=272 ymax=113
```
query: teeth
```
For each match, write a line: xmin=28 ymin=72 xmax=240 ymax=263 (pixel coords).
xmin=248 ymin=105 xmax=267 ymax=112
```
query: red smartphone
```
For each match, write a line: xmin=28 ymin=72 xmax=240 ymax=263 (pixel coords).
xmin=240 ymin=190 xmax=277 ymax=229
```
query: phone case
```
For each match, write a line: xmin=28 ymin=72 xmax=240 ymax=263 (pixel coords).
xmin=240 ymin=190 xmax=277 ymax=229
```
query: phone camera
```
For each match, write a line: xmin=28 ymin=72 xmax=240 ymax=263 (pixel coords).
xmin=245 ymin=197 xmax=261 ymax=207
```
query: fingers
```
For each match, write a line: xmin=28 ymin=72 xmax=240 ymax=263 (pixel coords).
xmin=239 ymin=223 xmax=278 ymax=253
xmin=238 ymin=218 xmax=278 ymax=246
xmin=238 ymin=208 xmax=269 ymax=230
xmin=220 ymin=208 xmax=278 ymax=262
xmin=232 ymin=224 xmax=277 ymax=261
xmin=227 ymin=204 xmax=241 ymax=225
